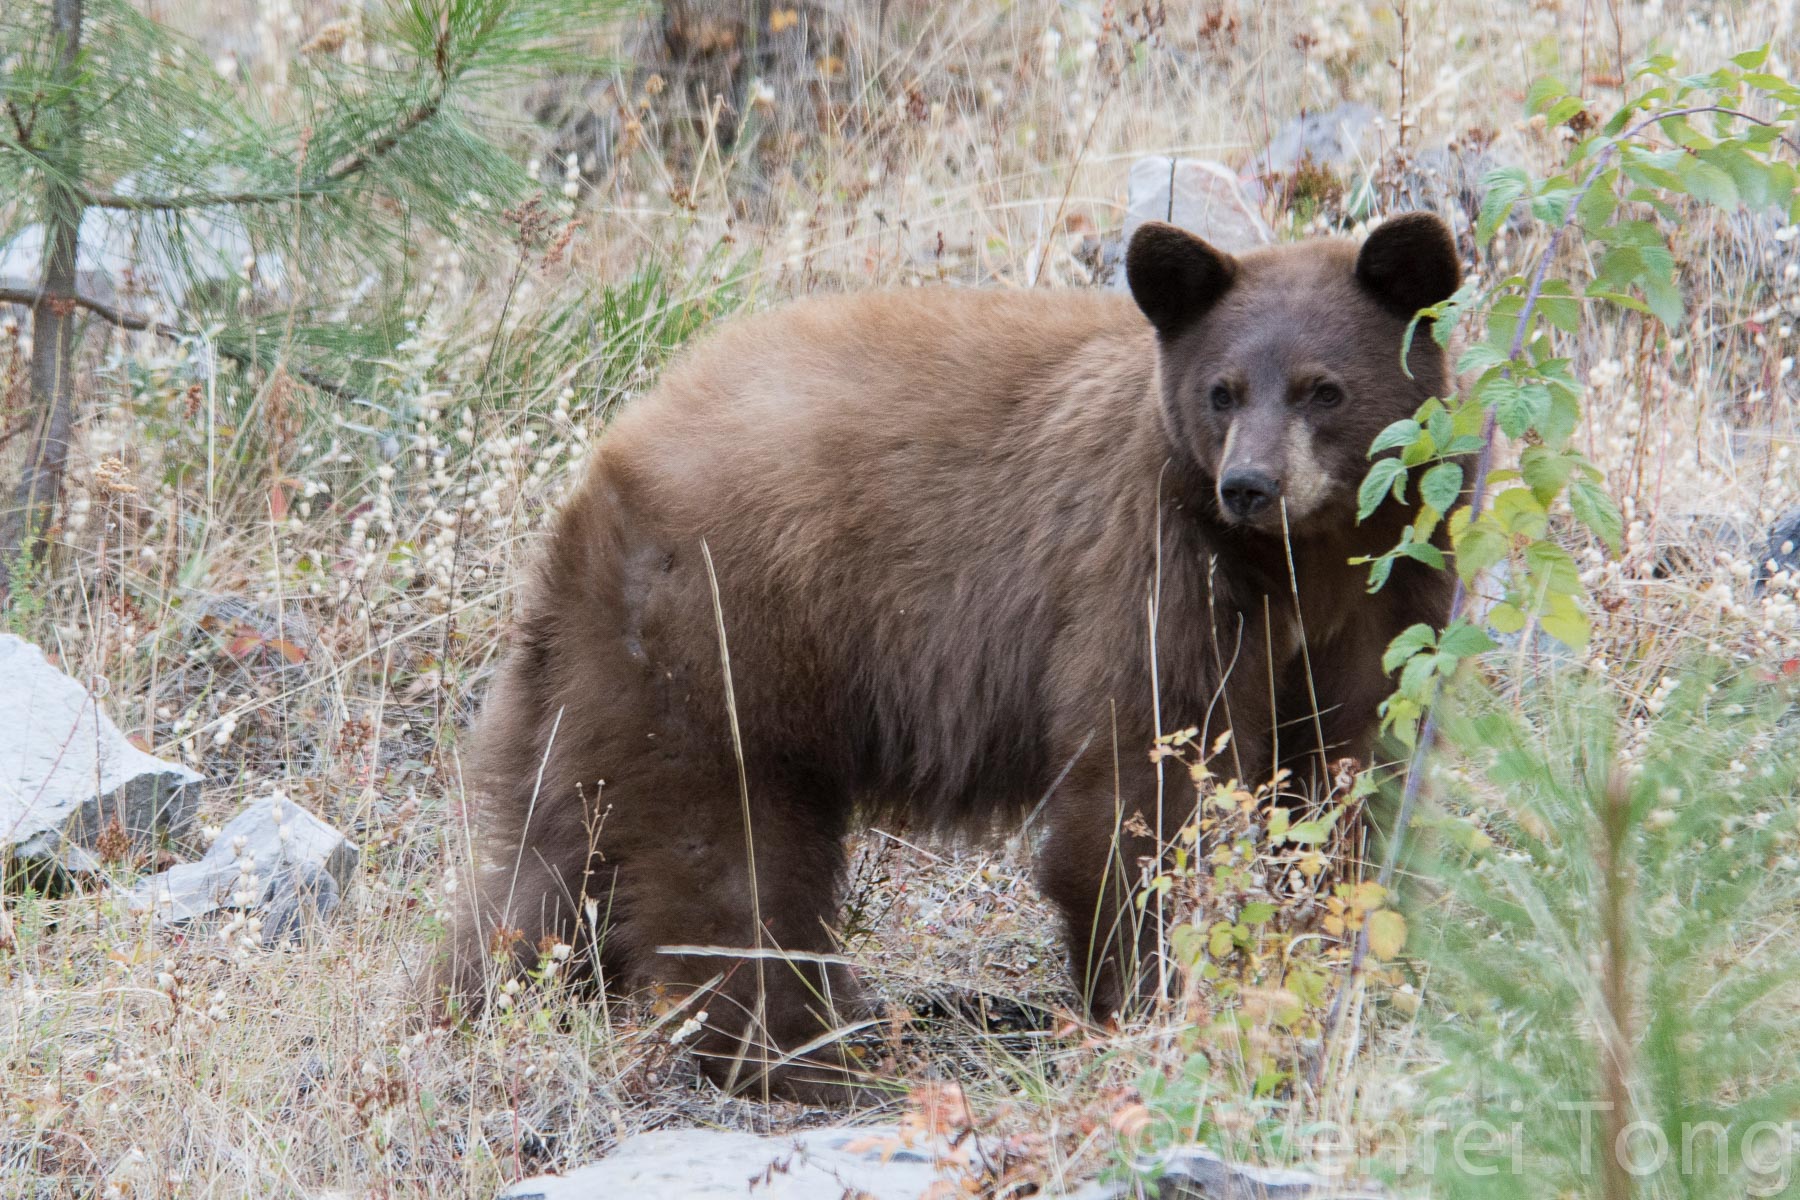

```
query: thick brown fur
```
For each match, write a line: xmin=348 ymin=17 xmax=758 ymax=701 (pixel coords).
xmin=436 ymin=215 xmax=1462 ymax=1101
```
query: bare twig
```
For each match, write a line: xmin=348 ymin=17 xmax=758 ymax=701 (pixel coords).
xmin=0 ymin=285 xmax=356 ymax=401
xmin=0 ymin=285 xmax=181 ymax=338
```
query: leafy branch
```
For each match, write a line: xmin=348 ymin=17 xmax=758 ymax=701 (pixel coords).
xmin=1322 ymin=47 xmax=1800 ymax=1062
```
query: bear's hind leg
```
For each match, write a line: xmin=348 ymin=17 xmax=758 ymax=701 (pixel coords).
xmin=602 ymin=761 xmax=869 ymax=1102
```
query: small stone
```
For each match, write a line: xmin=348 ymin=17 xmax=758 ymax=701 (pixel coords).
xmin=0 ymin=635 xmax=201 ymax=880
xmin=1066 ymin=1145 xmax=1386 ymax=1199
xmin=500 ymin=1125 xmax=987 ymax=1200
xmin=125 ymin=795 xmax=357 ymax=935
xmin=1758 ymin=508 xmax=1800 ymax=592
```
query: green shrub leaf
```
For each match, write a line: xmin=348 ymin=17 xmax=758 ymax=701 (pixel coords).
xmin=1420 ymin=462 xmax=1465 ymax=514
xmin=1358 ymin=458 xmax=1407 ymax=521
xmin=1569 ymin=477 xmax=1624 ymax=552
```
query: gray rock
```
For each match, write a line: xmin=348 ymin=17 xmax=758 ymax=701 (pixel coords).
xmin=258 ymin=861 xmax=344 ymax=945
xmin=1094 ymin=156 xmax=1273 ymax=288
xmin=0 ymin=635 xmax=201 ymax=876
xmin=1244 ymin=103 xmax=1380 ymax=182
xmin=500 ymin=1125 xmax=990 ymax=1200
xmin=1235 ymin=104 xmax=1529 ymax=249
xmin=1381 ymin=141 xmax=1530 ymax=243
xmin=124 ymin=795 xmax=357 ymax=941
xmin=1068 ymin=1146 xmax=1385 ymax=1199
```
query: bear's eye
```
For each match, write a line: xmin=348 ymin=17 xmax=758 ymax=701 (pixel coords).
xmin=1209 ymin=384 xmax=1234 ymax=412
xmin=1311 ymin=382 xmax=1345 ymax=408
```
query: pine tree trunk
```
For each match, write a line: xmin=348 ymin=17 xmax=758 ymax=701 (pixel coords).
xmin=0 ymin=0 xmax=85 ymax=599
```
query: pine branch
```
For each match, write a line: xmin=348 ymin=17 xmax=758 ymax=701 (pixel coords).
xmin=83 ymin=184 xmax=314 ymax=212
xmin=84 ymin=94 xmax=445 ymax=211
xmin=321 ymin=86 xmax=446 ymax=183
xmin=85 ymin=41 xmax=452 ymax=213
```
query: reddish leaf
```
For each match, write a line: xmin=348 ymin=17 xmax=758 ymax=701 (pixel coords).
xmin=225 ymin=633 xmax=264 ymax=658
xmin=223 ymin=627 xmax=309 ymax=664
xmin=268 ymin=637 xmax=308 ymax=664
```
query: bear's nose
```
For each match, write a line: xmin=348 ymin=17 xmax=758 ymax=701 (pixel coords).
xmin=1219 ymin=469 xmax=1280 ymax=519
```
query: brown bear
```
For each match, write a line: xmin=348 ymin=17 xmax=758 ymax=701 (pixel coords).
xmin=436 ymin=213 xmax=1461 ymax=1100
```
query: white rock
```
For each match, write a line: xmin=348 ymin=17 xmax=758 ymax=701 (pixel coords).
xmin=501 ymin=1125 xmax=987 ymax=1200
xmin=126 ymin=795 xmax=356 ymax=939
xmin=0 ymin=635 xmax=201 ymax=873
xmin=1124 ymin=156 xmax=1274 ymax=255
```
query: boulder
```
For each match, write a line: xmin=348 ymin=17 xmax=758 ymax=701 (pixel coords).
xmin=503 ymin=1128 xmax=1383 ymax=1200
xmin=0 ymin=635 xmax=201 ymax=877
xmin=1243 ymin=103 xmax=1380 ymax=184
xmin=125 ymin=794 xmax=356 ymax=943
xmin=0 ymin=165 xmax=289 ymax=317
xmin=1124 ymin=156 xmax=1274 ymax=253
xmin=1236 ymin=104 xmax=1530 ymax=248
xmin=1091 ymin=156 xmax=1272 ymax=288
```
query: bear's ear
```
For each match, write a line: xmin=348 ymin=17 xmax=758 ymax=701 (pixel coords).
xmin=1126 ymin=221 xmax=1239 ymax=339
xmin=1354 ymin=212 xmax=1462 ymax=319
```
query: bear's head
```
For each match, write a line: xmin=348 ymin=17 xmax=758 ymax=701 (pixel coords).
xmin=1126 ymin=212 xmax=1461 ymax=537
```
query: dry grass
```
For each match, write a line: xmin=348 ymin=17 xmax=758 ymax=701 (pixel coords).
xmin=4 ymin=0 xmax=1800 ymax=1195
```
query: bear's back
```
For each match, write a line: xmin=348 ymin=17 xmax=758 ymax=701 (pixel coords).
xmin=541 ymin=287 xmax=1172 ymax=817
xmin=586 ymin=287 xmax=1167 ymax=622
xmin=602 ymin=288 xmax=1152 ymax=503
